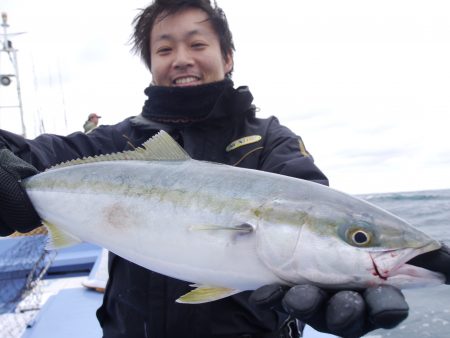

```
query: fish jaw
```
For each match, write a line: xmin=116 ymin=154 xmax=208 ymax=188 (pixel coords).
xmin=369 ymin=240 xmax=445 ymax=288
xmin=257 ymin=221 xmax=374 ymax=288
xmin=259 ymin=222 xmax=445 ymax=290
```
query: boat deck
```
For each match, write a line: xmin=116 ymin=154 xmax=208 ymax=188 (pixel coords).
xmin=22 ymin=278 xmax=102 ymax=338
xmin=0 ymin=237 xmax=102 ymax=338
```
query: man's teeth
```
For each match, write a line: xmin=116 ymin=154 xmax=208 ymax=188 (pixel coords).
xmin=175 ymin=77 xmax=198 ymax=84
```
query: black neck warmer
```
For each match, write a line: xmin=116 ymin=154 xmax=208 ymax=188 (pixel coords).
xmin=141 ymin=78 xmax=235 ymax=125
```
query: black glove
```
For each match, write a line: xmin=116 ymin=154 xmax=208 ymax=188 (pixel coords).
xmin=0 ymin=149 xmax=41 ymax=236
xmin=408 ymin=243 xmax=450 ymax=283
xmin=250 ymin=284 xmax=409 ymax=338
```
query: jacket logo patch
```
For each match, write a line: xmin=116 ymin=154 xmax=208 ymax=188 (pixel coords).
xmin=226 ymin=135 xmax=262 ymax=152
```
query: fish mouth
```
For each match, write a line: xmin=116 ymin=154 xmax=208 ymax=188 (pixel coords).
xmin=369 ymin=240 xmax=445 ymax=287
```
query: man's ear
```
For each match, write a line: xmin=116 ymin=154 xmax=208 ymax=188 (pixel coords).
xmin=224 ymin=52 xmax=234 ymax=75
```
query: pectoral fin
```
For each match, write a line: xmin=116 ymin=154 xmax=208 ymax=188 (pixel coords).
xmin=44 ymin=221 xmax=82 ymax=250
xmin=176 ymin=285 xmax=241 ymax=304
xmin=189 ymin=223 xmax=255 ymax=233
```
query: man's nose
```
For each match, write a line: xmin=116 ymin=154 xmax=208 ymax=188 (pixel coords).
xmin=172 ymin=47 xmax=194 ymax=69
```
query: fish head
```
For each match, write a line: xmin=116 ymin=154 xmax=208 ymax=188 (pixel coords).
xmin=256 ymin=197 xmax=445 ymax=290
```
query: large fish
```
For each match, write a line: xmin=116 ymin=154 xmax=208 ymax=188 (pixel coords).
xmin=23 ymin=131 xmax=445 ymax=303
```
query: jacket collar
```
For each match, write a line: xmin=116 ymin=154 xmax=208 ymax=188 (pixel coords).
xmin=132 ymin=85 xmax=255 ymax=130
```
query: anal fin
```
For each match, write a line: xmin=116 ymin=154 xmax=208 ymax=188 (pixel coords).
xmin=44 ymin=221 xmax=82 ymax=250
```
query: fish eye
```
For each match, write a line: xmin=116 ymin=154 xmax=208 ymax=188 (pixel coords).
xmin=348 ymin=229 xmax=372 ymax=247
xmin=353 ymin=231 xmax=369 ymax=244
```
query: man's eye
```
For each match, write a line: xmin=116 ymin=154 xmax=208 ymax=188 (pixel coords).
xmin=157 ymin=47 xmax=171 ymax=54
xmin=192 ymin=43 xmax=207 ymax=49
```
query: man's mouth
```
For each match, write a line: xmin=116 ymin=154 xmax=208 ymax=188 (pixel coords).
xmin=173 ymin=76 xmax=201 ymax=86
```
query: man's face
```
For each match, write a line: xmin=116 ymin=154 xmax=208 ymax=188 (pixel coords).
xmin=150 ymin=8 xmax=233 ymax=87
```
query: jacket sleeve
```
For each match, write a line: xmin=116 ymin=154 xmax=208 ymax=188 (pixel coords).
xmin=0 ymin=120 xmax=133 ymax=170
xmin=259 ymin=117 xmax=329 ymax=186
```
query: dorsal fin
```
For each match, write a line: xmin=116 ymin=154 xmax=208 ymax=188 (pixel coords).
xmin=49 ymin=130 xmax=191 ymax=170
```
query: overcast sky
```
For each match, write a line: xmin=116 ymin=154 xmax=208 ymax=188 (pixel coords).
xmin=1 ymin=0 xmax=450 ymax=195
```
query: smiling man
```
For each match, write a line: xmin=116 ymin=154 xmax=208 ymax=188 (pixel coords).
xmin=150 ymin=7 xmax=233 ymax=87
xmin=1 ymin=1 xmax=450 ymax=338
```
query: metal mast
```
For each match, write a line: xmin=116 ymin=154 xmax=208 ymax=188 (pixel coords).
xmin=0 ymin=12 xmax=26 ymax=137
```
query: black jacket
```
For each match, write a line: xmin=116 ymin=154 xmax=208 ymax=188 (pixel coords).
xmin=0 ymin=85 xmax=328 ymax=338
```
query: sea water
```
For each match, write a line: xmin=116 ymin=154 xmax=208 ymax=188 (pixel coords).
xmin=360 ymin=188 xmax=450 ymax=338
